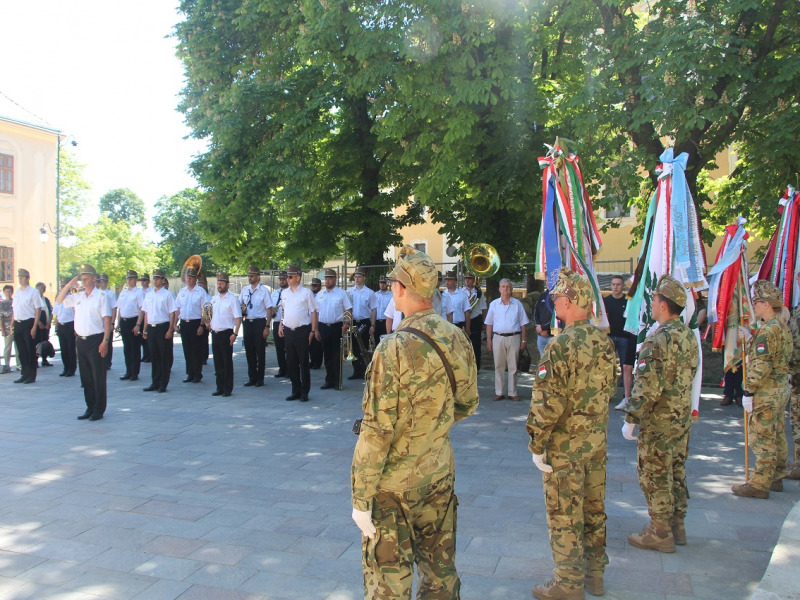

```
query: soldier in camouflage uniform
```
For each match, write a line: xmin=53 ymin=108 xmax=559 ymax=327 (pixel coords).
xmin=527 ymin=268 xmax=617 ymax=600
xmin=622 ymin=275 xmax=699 ymax=553
xmin=732 ymin=280 xmax=793 ymax=498
xmin=785 ymin=271 xmax=800 ymax=480
xmin=351 ymin=245 xmax=479 ymax=600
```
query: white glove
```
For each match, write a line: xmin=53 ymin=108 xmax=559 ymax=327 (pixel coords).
xmin=532 ymin=453 xmax=553 ymax=473
xmin=622 ymin=421 xmax=638 ymax=440
xmin=742 ymin=396 xmax=753 ymax=413
xmin=738 ymin=326 xmax=752 ymax=342
xmin=352 ymin=508 xmax=376 ymax=539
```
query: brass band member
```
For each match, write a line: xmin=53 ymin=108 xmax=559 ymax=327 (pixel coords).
xmin=348 ymin=267 xmax=377 ymax=380
xmin=12 ymin=268 xmax=44 ymax=384
xmin=316 ymin=268 xmax=352 ymax=390
xmin=176 ymin=267 xmax=210 ymax=384
xmin=239 ymin=265 xmax=274 ymax=387
xmin=139 ymin=269 xmax=177 ymax=393
xmin=209 ymin=272 xmax=242 ymax=397
xmin=278 ymin=265 xmax=319 ymax=402
xmin=117 ymin=270 xmax=144 ymax=381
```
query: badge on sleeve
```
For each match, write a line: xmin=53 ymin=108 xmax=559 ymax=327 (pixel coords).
xmin=538 ymin=364 xmax=548 ymax=379
xmin=756 ymin=343 xmax=766 ymax=354
xmin=637 ymin=358 xmax=647 ymax=371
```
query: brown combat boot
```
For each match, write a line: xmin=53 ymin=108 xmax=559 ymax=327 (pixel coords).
xmin=583 ymin=574 xmax=604 ymax=597
xmin=784 ymin=463 xmax=800 ymax=480
xmin=770 ymin=479 xmax=783 ymax=492
xmin=531 ymin=579 xmax=586 ymax=600
xmin=627 ymin=519 xmax=675 ymax=553
xmin=671 ymin=514 xmax=687 ymax=546
xmin=731 ymin=482 xmax=769 ymax=499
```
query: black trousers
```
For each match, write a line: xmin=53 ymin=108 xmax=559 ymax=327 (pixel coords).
xmin=77 ymin=333 xmax=107 ymax=416
xmin=284 ymin=324 xmax=311 ymax=396
xmin=180 ymin=319 xmax=204 ymax=380
xmin=272 ymin=321 xmax=287 ymax=375
xmin=309 ymin=334 xmax=323 ymax=369
xmin=201 ymin=327 xmax=209 ymax=364
xmin=212 ymin=329 xmax=234 ymax=394
xmin=146 ymin=322 xmax=173 ymax=390
xmin=13 ymin=318 xmax=37 ymax=381
xmin=141 ymin=327 xmax=151 ymax=362
xmin=469 ymin=315 xmax=483 ymax=371
xmin=353 ymin=319 xmax=372 ymax=376
xmin=319 ymin=322 xmax=343 ymax=387
xmin=36 ymin=320 xmax=50 ymax=363
xmin=119 ymin=316 xmax=141 ymax=377
xmin=56 ymin=321 xmax=77 ymax=374
xmin=374 ymin=319 xmax=387 ymax=346
xmin=103 ymin=329 xmax=113 ymax=370
xmin=243 ymin=317 xmax=267 ymax=383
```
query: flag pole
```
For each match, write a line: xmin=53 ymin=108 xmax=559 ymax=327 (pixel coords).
xmin=740 ymin=262 xmax=750 ymax=483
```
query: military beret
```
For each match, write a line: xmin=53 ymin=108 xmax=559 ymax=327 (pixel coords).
xmin=152 ymin=269 xmax=167 ymax=279
xmin=125 ymin=269 xmax=138 ymax=279
xmin=286 ymin=265 xmax=301 ymax=276
xmin=247 ymin=265 xmax=260 ymax=275
xmin=79 ymin=264 xmax=97 ymax=277
xmin=389 ymin=245 xmax=438 ymax=298
xmin=444 ymin=270 xmax=457 ymax=280
xmin=17 ymin=268 xmax=30 ymax=278
xmin=654 ymin=275 xmax=687 ymax=308
xmin=311 ymin=277 xmax=322 ymax=285
xmin=324 ymin=268 xmax=337 ymax=278
xmin=353 ymin=267 xmax=365 ymax=276
xmin=185 ymin=267 xmax=198 ymax=278
xmin=98 ymin=273 xmax=109 ymax=282
xmin=216 ymin=272 xmax=230 ymax=283
xmin=551 ymin=267 xmax=594 ymax=311
xmin=752 ymin=280 xmax=783 ymax=309
xmin=139 ymin=273 xmax=150 ymax=281
xmin=277 ymin=271 xmax=288 ymax=279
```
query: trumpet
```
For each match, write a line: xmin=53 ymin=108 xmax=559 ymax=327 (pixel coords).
xmin=353 ymin=323 xmax=376 ymax=371
xmin=339 ymin=313 xmax=357 ymax=391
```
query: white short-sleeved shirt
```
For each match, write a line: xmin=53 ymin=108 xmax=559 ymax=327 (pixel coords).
xmin=317 ymin=286 xmax=352 ymax=324
xmin=62 ymin=287 xmax=112 ymax=336
xmin=11 ymin=285 xmax=44 ymax=320
xmin=143 ymin=288 xmax=177 ymax=325
xmin=271 ymin=286 xmax=287 ymax=322
xmin=177 ymin=285 xmax=211 ymax=320
xmin=101 ymin=288 xmax=117 ymax=311
xmin=53 ymin=302 xmax=75 ymax=324
xmin=210 ymin=291 xmax=242 ymax=331
xmin=485 ymin=297 xmax=530 ymax=334
xmin=384 ymin=297 xmax=403 ymax=332
xmin=239 ymin=284 xmax=274 ymax=319
xmin=117 ymin=286 xmax=145 ymax=319
xmin=374 ymin=289 xmax=393 ymax=319
xmin=433 ymin=289 xmax=452 ymax=320
xmin=465 ymin=287 xmax=487 ymax=319
xmin=280 ymin=285 xmax=319 ymax=328
xmin=349 ymin=285 xmax=377 ymax=320
xmin=443 ymin=288 xmax=470 ymax=323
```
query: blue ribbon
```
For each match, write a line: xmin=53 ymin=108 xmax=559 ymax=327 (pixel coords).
xmin=660 ymin=149 xmax=691 ymax=273
xmin=543 ymin=173 xmax=563 ymax=291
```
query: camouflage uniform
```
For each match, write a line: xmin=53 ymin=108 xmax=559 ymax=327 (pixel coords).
xmin=527 ymin=269 xmax=617 ymax=592
xmin=745 ymin=315 xmax=792 ymax=491
xmin=352 ymin=246 xmax=479 ymax=600
xmin=787 ymin=305 xmax=800 ymax=469
xmin=625 ymin=316 xmax=698 ymax=522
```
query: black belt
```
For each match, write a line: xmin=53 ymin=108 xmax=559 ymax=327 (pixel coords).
xmin=320 ymin=321 xmax=342 ymax=327
xmin=121 ymin=315 xmax=138 ymax=320
xmin=79 ymin=332 xmax=103 ymax=340
xmin=181 ymin=318 xmax=201 ymax=323
xmin=14 ymin=318 xmax=34 ymax=323
xmin=245 ymin=317 xmax=267 ymax=322
xmin=148 ymin=322 xmax=169 ymax=328
xmin=376 ymin=319 xmax=386 ymax=323
xmin=495 ymin=332 xmax=520 ymax=337
xmin=283 ymin=324 xmax=311 ymax=331
xmin=212 ymin=328 xmax=233 ymax=334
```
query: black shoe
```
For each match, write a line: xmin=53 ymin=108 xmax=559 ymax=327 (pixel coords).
xmin=77 ymin=412 xmax=92 ymax=420
xmin=320 ymin=383 xmax=335 ymax=390
xmin=89 ymin=414 xmax=103 ymax=421
xmin=65 ymin=371 xmax=75 ymax=377
xmin=142 ymin=358 xmax=151 ymax=363
xmin=191 ymin=376 xmax=202 ymax=383
xmin=60 ymin=371 xmax=68 ymax=377
xmin=182 ymin=377 xmax=193 ymax=383
xmin=143 ymin=385 xmax=158 ymax=392
xmin=212 ymin=390 xmax=223 ymax=396
xmin=120 ymin=374 xmax=132 ymax=381
xmin=14 ymin=376 xmax=26 ymax=383
xmin=42 ymin=361 xmax=53 ymax=367
xmin=129 ymin=375 xmax=138 ymax=381
xmin=244 ymin=381 xmax=256 ymax=387
xmin=274 ymin=372 xmax=286 ymax=378
xmin=347 ymin=373 xmax=362 ymax=381
xmin=223 ymin=392 xmax=232 ymax=397
xmin=157 ymin=387 xmax=167 ymax=393
xmin=286 ymin=394 xmax=300 ymax=401
xmin=23 ymin=378 xmax=35 ymax=384
xmin=255 ymin=381 xmax=264 ymax=387
xmin=300 ymin=394 xmax=309 ymax=402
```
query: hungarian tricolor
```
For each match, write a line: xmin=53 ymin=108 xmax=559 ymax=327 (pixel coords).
xmin=755 ymin=186 xmax=800 ymax=309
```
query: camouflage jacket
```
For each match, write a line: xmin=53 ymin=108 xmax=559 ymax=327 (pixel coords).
xmin=527 ymin=320 xmax=616 ymax=459
xmin=745 ymin=317 xmax=791 ymax=394
xmin=624 ymin=317 xmax=699 ymax=433
xmin=351 ymin=308 xmax=479 ymax=511
xmin=788 ymin=306 xmax=800 ymax=375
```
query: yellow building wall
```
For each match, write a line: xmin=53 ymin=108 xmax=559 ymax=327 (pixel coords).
xmin=0 ymin=118 xmax=59 ymax=291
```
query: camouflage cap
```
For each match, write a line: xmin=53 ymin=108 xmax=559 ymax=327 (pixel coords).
xmin=216 ymin=272 xmax=230 ymax=283
xmin=389 ymin=245 xmax=437 ymax=298
xmin=323 ymin=268 xmax=337 ymax=278
xmin=17 ymin=268 xmax=30 ymax=278
xmin=125 ymin=269 xmax=138 ymax=279
xmin=752 ymin=280 xmax=783 ymax=309
xmin=79 ymin=264 xmax=97 ymax=277
xmin=551 ymin=267 xmax=594 ymax=311
xmin=654 ymin=274 xmax=687 ymax=307
xmin=247 ymin=265 xmax=260 ymax=275
xmin=98 ymin=273 xmax=109 ymax=282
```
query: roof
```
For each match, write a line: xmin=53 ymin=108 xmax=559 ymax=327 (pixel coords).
xmin=0 ymin=92 xmax=61 ymax=136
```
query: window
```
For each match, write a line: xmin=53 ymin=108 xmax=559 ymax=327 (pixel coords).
xmin=0 ymin=247 xmax=13 ymax=282
xmin=413 ymin=242 xmax=427 ymax=253
xmin=0 ymin=154 xmax=13 ymax=194
xmin=605 ymin=201 xmax=631 ymax=219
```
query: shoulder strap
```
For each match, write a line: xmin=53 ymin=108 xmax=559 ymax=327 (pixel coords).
xmin=400 ymin=326 xmax=457 ymax=395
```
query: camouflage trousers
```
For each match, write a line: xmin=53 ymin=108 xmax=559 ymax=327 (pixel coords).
xmin=362 ymin=473 xmax=460 ymax=600
xmin=790 ymin=376 xmax=800 ymax=462
xmin=542 ymin=448 xmax=608 ymax=589
xmin=637 ymin=427 xmax=690 ymax=521
xmin=748 ymin=389 xmax=789 ymax=491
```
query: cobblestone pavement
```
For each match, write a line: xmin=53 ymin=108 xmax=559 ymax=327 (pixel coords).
xmin=0 ymin=338 xmax=797 ymax=599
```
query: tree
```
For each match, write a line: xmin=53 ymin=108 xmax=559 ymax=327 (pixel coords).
xmin=60 ymin=216 xmax=159 ymax=286
xmin=154 ymin=188 xmax=217 ymax=276
xmin=99 ymin=188 xmax=146 ymax=227
xmin=58 ymin=146 xmax=91 ymax=233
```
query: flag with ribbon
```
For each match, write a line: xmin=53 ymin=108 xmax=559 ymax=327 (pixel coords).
xmin=535 ymin=137 xmax=608 ymax=329
xmin=755 ymin=186 xmax=800 ymax=309
xmin=706 ymin=217 xmax=753 ymax=372
xmin=624 ymin=148 xmax=708 ymax=416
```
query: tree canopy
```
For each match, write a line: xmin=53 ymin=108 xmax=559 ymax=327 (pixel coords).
xmin=99 ymin=188 xmax=146 ymax=227
xmin=58 ymin=146 xmax=91 ymax=234
xmin=154 ymin=188 xmax=218 ymax=276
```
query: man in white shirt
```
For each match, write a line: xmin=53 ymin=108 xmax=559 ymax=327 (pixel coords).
xmin=308 ymin=278 xmax=324 ymax=369
xmin=97 ymin=273 xmax=117 ymax=371
xmin=348 ymin=267 xmax=377 ymax=380
xmin=316 ymin=268 xmax=352 ymax=390
xmin=139 ymin=273 xmax=153 ymax=363
xmin=176 ymin=267 xmax=211 ymax=384
xmin=271 ymin=271 xmax=289 ymax=378
xmin=485 ymin=278 xmax=530 ymax=401
xmin=433 ymin=272 xmax=453 ymax=323
xmin=11 ymin=268 xmax=44 ymax=384
xmin=443 ymin=270 xmax=472 ymax=334
xmin=56 ymin=264 xmax=112 ymax=421
xmin=373 ymin=275 xmax=393 ymax=344
xmin=464 ymin=273 xmax=488 ymax=369
xmin=209 ymin=272 xmax=242 ymax=397
xmin=278 ymin=265 xmax=319 ymax=402
xmin=239 ymin=265 xmax=274 ymax=387
xmin=53 ymin=278 xmax=77 ymax=377
xmin=384 ymin=297 xmax=403 ymax=333
xmin=139 ymin=269 xmax=177 ymax=393
xmin=117 ymin=270 xmax=145 ymax=381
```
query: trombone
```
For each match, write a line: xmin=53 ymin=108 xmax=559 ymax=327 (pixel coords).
xmin=339 ymin=312 xmax=357 ymax=390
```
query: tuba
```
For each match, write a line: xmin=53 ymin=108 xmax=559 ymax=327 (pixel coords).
xmin=465 ymin=243 xmax=501 ymax=278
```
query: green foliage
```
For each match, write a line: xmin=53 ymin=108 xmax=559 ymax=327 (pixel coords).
xmin=154 ymin=188 xmax=217 ymax=276
xmin=98 ymin=188 xmax=146 ymax=227
xmin=60 ymin=216 xmax=159 ymax=286
xmin=58 ymin=147 xmax=91 ymax=233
